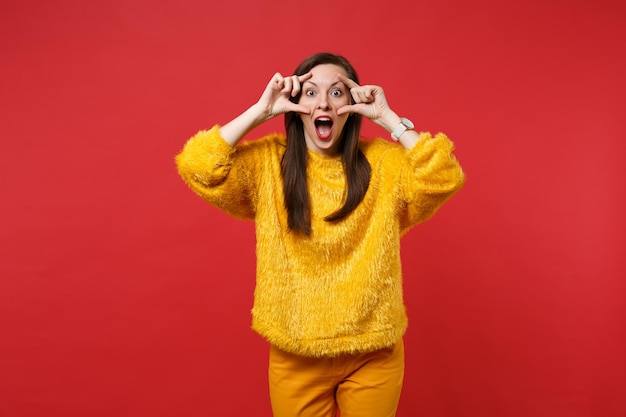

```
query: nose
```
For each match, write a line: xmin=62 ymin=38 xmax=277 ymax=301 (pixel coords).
xmin=317 ymin=96 xmax=330 ymax=110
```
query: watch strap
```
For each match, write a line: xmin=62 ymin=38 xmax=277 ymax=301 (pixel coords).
xmin=391 ymin=117 xmax=414 ymax=141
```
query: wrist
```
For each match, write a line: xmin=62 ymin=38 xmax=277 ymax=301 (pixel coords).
xmin=378 ymin=110 xmax=401 ymax=133
xmin=390 ymin=116 xmax=415 ymax=142
xmin=249 ymin=102 xmax=272 ymax=124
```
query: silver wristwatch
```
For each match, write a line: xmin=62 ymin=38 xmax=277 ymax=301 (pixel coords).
xmin=391 ymin=117 xmax=415 ymax=141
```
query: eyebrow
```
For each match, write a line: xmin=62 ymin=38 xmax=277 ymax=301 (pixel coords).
xmin=304 ymin=80 xmax=344 ymax=87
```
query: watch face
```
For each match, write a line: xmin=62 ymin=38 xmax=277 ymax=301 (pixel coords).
xmin=401 ymin=117 xmax=414 ymax=129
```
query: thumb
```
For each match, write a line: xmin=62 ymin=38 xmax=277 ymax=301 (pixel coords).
xmin=286 ymin=102 xmax=311 ymax=115
xmin=337 ymin=103 xmax=359 ymax=116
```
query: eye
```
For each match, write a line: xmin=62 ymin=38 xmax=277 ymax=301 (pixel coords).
xmin=305 ymin=89 xmax=316 ymax=96
xmin=331 ymin=89 xmax=343 ymax=97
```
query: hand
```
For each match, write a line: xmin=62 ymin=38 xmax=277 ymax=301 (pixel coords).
xmin=257 ymin=72 xmax=313 ymax=120
xmin=336 ymin=74 xmax=393 ymax=127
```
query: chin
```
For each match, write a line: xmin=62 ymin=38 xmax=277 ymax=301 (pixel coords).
xmin=319 ymin=141 xmax=340 ymax=155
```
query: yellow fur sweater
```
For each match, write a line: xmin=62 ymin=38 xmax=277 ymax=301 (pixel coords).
xmin=176 ymin=125 xmax=465 ymax=357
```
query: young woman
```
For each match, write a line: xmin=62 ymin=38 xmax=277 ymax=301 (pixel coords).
xmin=176 ymin=52 xmax=465 ymax=417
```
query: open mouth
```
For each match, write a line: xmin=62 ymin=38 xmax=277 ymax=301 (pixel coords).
xmin=314 ymin=117 xmax=333 ymax=140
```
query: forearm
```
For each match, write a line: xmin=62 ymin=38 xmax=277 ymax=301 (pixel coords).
xmin=219 ymin=102 xmax=271 ymax=147
xmin=219 ymin=71 xmax=311 ymax=146
xmin=376 ymin=109 xmax=422 ymax=150
xmin=399 ymin=132 xmax=465 ymax=228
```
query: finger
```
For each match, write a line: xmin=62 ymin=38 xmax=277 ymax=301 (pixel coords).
xmin=289 ymin=75 xmax=302 ymax=97
xmin=356 ymin=87 xmax=377 ymax=104
xmin=271 ymin=72 xmax=285 ymax=88
xmin=361 ymin=87 xmax=375 ymax=102
xmin=353 ymin=89 xmax=368 ymax=104
xmin=282 ymin=76 xmax=292 ymax=95
xmin=337 ymin=103 xmax=359 ymax=116
xmin=298 ymin=71 xmax=313 ymax=83
xmin=290 ymin=72 xmax=312 ymax=97
xmin=286 ymin=102 xmax=311 ymax=115
xmin=336 ymin=104 xmax=353 ymax=116
xmin=337 ymin=73 xmax=360 ymax=89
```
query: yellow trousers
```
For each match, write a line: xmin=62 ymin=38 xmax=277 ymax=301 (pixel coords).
xmin=268 ymin=340 xmax=404 ymax=417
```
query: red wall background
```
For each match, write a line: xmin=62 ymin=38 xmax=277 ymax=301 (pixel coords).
xmin=1 ymin=0 xmax=624 ymax=416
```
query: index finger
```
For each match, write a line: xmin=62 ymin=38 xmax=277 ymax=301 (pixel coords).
xmin=337 ymin=73 xmax=360 ymax=89
xmin=298 ymin=71 xmax=313 ymax=83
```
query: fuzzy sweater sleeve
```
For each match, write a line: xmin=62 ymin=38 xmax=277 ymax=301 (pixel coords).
xmin=175 ymin=125 xmax=257 ymax=220
xmin=398 ymin=132 xmax=466 ymax=232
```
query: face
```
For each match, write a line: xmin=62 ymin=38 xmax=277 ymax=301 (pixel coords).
xmin=298 ymin=64 xmax=352 ymax=157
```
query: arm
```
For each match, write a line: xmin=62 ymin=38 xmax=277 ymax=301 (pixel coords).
xmin=220 ymin=72 xmax=313 ymax=146
xmin=398 ymin=133 xmax=465 ymax=231
xmin=175 ymin=127 xmax=258 ymax=220
xmin=176 ymin=72 xmax=314 ymax=219
xmin=335 ymin=74 xmax=465 ymax=227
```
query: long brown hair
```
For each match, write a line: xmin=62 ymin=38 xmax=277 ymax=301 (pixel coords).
xmin=282 ymin=52 xmax=371 ymax=235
